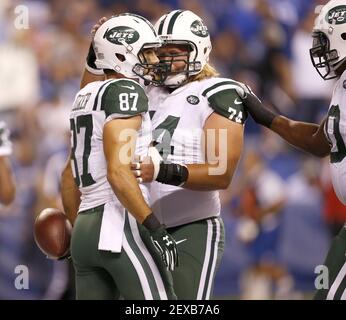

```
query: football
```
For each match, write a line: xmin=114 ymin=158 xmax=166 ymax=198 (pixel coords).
xmin=34 ymin=208 xmax=72 ymax=259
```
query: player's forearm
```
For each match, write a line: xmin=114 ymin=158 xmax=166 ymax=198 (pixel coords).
xmin=270 ymin=116 xmax=330 ymax=157
xmin=0 ymin=157 xmax=15 ymax=205
xmin=183 ymin=163 xmax=233 ymax=191
xmin=61 ymin=161 xmax=80 ymax=225
xmin=108 ymin=165 xmax=151 ymax=223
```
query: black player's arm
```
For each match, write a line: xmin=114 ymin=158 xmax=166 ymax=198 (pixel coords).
xmin=0 ymin=156 xmax=15 ymax=205
xmin=183 ymin=112 xmax=243 ymax=191
xmin=270 ymin=116 xmax=330 ymax=157
xmin=244 ymin=94 xmax=331 ymax=157
xmin=61 ymin=154 xmax=81 ymax=225
xmin=103 ymin=116 xmax=152 ymax=223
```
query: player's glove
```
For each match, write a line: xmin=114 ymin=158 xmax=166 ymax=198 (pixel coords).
xmin=235 ymin=84 xmax=277 ymax=128
xmin=142 ymin=213 xmax=179 ymax=271
xmin=0 ymin=121 xmax=12 ymax=157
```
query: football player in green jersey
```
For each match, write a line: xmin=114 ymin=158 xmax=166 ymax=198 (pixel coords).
xmin=61 ymin=14 xmax=178 ymax=300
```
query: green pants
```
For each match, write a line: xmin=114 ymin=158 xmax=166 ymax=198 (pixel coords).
xmin=314 ymin=224 xmax=346 ymax=300
xmin=70 ymin=205 xmax=176 ymax=300
xmin=168 ymin=216 xmax=225 ymax=300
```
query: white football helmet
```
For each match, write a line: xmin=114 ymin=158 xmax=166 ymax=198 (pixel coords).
xmin=310 ymin=0 xmax=346 ymax=80
xmin=93 ymin=13 xmax=162 ymax=83
xmin=154 ymin=10 xmax=212 ymax=87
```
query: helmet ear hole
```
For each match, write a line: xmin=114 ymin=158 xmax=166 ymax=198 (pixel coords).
xmin=341 ymin=33 xmax=346 ymax=40
xmin=116 ymin=53 xmax=125 ymax=62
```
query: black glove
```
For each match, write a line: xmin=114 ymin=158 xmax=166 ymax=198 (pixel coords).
xmin=142 ymin=214 xmax=179 ymax=271
xmin=85 ymin=42 xmax=104 ymax=75
xmin=242 ymin=92 xmax=277 ymax=128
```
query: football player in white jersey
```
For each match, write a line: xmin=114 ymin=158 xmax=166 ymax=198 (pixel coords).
xmin=0 ymin=121 xmax=15 ymax=205
xmin=60 ymin=14 xmax=178 ymax=300
xmin=238 ymin=0 xmax=346 ymax=300
xmin=81 ymin=11 xmax=251 ymax=299
xmin=129 ymin=10 xmax=251 ymax=299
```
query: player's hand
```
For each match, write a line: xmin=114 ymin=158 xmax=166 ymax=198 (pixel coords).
xmin=132 ymin=147 xmax=163 ymax=183
xmin=234 ymin=84 xmax=276 ymax=128
xmin=131 ymin=156 xmax=154 ymax=183
xmin=91 ymin=16 xmax=108 ymax=35
xmin=142 ymin=213 xmax=179 ymax=271
xmin=150 ymin=226 xmax=179 ymax=272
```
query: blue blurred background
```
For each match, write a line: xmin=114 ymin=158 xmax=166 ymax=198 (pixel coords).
xmin=0 ymin=0 xmax=344 ymax=299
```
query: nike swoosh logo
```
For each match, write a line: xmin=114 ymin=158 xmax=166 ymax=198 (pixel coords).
xmin=121 ymin=85 xmax=135 ymax=90
xmin=176 ymin=239 xmax=187 ymax=245
xmin=234 ymin=98 xmax=242 ymax=105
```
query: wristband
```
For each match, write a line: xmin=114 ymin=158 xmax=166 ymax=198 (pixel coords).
xmin=142 ymin=213 xmax=161 ymax=231
xmin=156 ymin=162 xmax=189 ymax=187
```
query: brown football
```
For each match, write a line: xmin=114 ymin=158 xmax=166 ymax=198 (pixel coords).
xmin=34 ymin=208 xmax=72 ymax=259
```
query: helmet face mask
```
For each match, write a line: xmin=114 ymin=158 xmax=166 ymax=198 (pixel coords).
xmin=154 ymin=10 xmax=212 ymax=88
xmin=310 ymin=31 xmax=339 ymax=80
xmin=133 ymin=45 xmax=167 ymax=86
xmin=310 ymin=0 xmax=346 ymax=80
xmin=156 ymin=42 xmax=197 ymax=87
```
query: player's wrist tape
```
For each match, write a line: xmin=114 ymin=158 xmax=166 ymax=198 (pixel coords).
xmin=86 ymin=43 xmax=104 ymax=76
xmin=156 ymin=162 xmax=189 ymax=187
xmin=142 ymin=213 xmax=162 ymax=231
xmin=244 ymin=94 xmax=277 ymax=128
xmin=148 ymin=146 xmax=162 ymax=181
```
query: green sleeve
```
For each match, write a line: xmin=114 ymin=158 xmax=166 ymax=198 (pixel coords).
xmin=202 ymin=81 xmax=248 ymax=124
xmin=101 ymin=80 xmax=148 ymax=118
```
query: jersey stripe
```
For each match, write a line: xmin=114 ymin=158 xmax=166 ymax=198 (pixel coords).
xmin=197 ymin=219 xmax=214 ymax=299
xmin=202 ymin=80 xmax=243 ymax=97
xmin=341 ymin=288 xmax=346 ymax=299
xmin=204 ymin=218 xmax=221 ymax=299
xmin=167 ymin=10 xmax=183 ymax=35
xmin=205 ymin=84 xmax=244 ymax=100
xmin=128 ymin=213 xmax=168 ymax=300
xmin=123 ymin=236 xmax=153 ymax=299
xmin=202 ymin=219 xmax=218 ymax=299
xmin=326 ymin=260 xmax=346 ymax=299
xmin=92 ymin=79 xmax=113 ymax=111
xmin=124 ymin=212 xmax=161 ymax=299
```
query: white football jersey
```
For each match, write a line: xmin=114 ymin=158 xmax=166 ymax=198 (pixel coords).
xmin=69 ymin=78 xmax=151 ymax=211
xmin=146 ymin=77 xmax=247 ymax=227
xmin=324 ymin=69 xmax=346 ymax=205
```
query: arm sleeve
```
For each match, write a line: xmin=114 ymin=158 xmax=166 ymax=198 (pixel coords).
xmin=101 ymin=80 xmax=148 ymax=122
xmin=202 ymin=81 xmax=248 ymax=125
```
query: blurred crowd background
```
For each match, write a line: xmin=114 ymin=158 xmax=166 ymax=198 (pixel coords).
xmin=0 ymin=0 xmax=344 ymax=299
